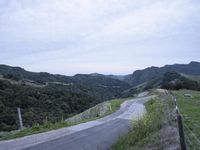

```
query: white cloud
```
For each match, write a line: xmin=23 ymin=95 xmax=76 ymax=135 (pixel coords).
xmin=0 ymin=0 xmax=200 ymax=74
xmin=1 ymin=0 xmax=195 ymax=42
xmin=85 ymin=0 xmax=200 ymax=43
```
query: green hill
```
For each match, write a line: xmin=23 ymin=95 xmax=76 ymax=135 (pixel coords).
xmin=0 ymin=65 xmax=130 ymax=131
xmin=124 ymin=61 xmax=200 ymax=86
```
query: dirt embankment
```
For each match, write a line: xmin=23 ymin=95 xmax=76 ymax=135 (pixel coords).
xmin=66 ymin=102 xmax=112 ymax=123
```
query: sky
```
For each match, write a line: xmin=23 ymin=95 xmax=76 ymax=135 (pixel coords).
xmin=0 ymin=0 xmax=200 ymax=75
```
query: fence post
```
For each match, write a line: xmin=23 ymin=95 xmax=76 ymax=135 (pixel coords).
xmin=17 ymin=107 xmax=23 ymax=130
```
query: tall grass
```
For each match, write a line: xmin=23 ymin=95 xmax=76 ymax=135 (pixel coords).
xmin=111 ymin=98 xmax=164 ymax=150
xmin=108 ymin=99 xmax=125 ymax=113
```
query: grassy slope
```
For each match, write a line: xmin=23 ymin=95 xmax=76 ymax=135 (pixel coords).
xmin=0 ymin=97 xmax=130 ymax=141
xmin=111 ymin=90 xmax=179 ymax=150
xmin=181 ymin=73 xmax=200 ymax=83
xmin=173 ymin=90 xmax=200 ymax=149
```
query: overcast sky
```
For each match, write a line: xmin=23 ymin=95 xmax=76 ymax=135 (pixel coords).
xmin=0 ymin=0 xmax=200 ymax=75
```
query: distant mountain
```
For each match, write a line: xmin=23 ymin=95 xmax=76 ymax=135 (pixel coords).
xmin=0 ymin=64 xmax=130 ymax=101
xmin=0 ymin=64 xmax=73 ymax=84
xmin=1 ymin=62 xmax=199 ymax=91
xmin=142 ymin=71 xmax=200 ymax=90
xmin=124 ymin=61 xmax=200 ymax=86
xmin=121 ymin=71 xmax=200 ymax=97
xmin=106 ymin=75 xmax=126 ymax=81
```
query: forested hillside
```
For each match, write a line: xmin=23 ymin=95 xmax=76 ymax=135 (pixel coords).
xmin=124 ymin=61 xmax=200 ymax=86
xmin=0 ymin=80 xmax=99 ymax=131
xmin=0 ymin=65 xmax=130 ymax=131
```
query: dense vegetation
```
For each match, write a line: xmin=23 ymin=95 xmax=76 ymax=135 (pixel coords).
xmin=0 ymin=65 xmax=131 ymax=131
xmin=0 ymin=80 xmax=99 ymax=131
xmin=0 ymin=98 xmax=126 ymax=140
xmin=161 ymin=72 xmax=200 ymax=90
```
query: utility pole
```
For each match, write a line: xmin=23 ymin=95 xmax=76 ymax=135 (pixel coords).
xmin=17 ymin=107 xmax=23 ymax=130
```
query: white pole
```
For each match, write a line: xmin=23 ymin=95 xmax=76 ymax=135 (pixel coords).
xmin=17 ymin=107 xmax=23 ymax=129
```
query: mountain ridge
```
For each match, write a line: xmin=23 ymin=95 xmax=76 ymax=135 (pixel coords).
xmin=124 ymin=61 xmax=200 ymax=86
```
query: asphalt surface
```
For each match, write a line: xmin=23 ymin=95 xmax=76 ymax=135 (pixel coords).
xmin=23 ymin=119 xmax=130 ymax=150
xmin=0 ymin=96 xmax=154 ymax=150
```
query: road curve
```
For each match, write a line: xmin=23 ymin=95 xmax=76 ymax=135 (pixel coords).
xmin=0 ymin=96 xmax=154 ymax=150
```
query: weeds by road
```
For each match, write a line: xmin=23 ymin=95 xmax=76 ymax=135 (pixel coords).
xmin=111 ymin=90 xmax=180 ymax=150
xmin=110 ymin=97 xmax=164 ymax=150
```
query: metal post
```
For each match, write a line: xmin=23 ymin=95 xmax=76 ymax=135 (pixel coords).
xmin=17 ymin=107 xmax=23 ymax=129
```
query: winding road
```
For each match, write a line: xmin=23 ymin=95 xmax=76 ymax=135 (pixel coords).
xmin=0 ymin=96 xmax=154 ymax=150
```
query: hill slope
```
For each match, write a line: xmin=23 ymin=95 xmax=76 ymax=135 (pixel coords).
xmin=124 ymin=61 xmax=200 ymax=86
xmin=0 ymin=65 xmax=130 ymax=131
xmin=0 ymin=65 xmax=130 ymax=100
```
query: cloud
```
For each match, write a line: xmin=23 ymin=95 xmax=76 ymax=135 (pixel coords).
xmin=85 ymin=0 xmax=200 ymax=43
xmin=0 ymin=0 xmax=200 ymax=74
xmin=1 ymin=0 xmax=196 ymax=42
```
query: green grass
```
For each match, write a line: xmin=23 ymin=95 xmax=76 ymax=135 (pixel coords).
xmin=110 ymin=98 xmax=164 ymax=150
xmin=108 ymin=98 xmax=126 ymax=113
xmin=0 ymin=97 xmax=131 ymax=141
xmin=173 ymin=90 xmax=200 ymax=149
xmin=0 ymin=118 xmax=76 ymax=140
xmin=0 ymin=116 xmax=108 ymax=141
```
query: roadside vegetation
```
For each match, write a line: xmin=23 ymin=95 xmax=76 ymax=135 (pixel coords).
xmin=0 ymin=118 xmax=75 ymax=140
xmin=111 ymin=97 xmax=164 ymax=150
xmin=173 ymin=90 xmax=200 ymax=149
xmin=0 ymin=97 xmax=128 ymax=141
xmin=111 ymin=90 xmax=179 ymax=150
xmin=105 ymin=98 xmax=126 ymax=114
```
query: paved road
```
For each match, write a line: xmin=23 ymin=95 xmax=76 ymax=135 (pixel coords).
xmin=0 ymin=96 xmax=154 ymax=150
xmin=24 ymin=119 xmax=130 ymax=150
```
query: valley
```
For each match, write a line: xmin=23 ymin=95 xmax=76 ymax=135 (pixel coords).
xmin=0 ymin=62 xmax=200 ymax=150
